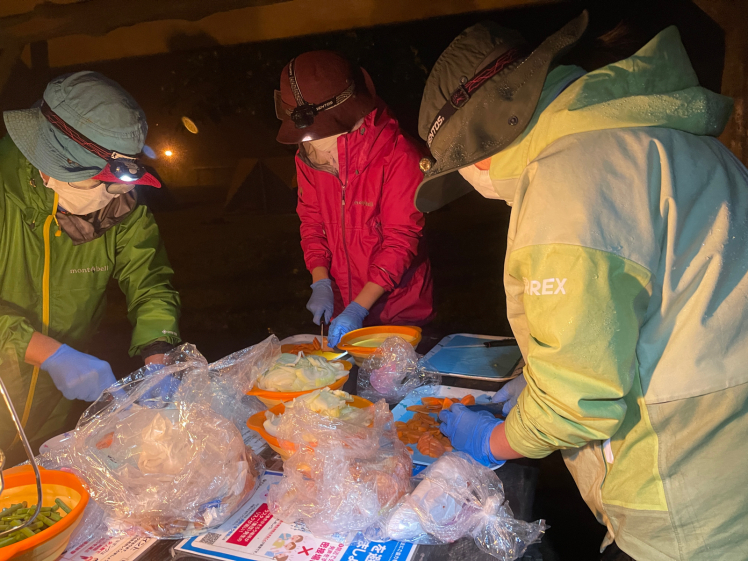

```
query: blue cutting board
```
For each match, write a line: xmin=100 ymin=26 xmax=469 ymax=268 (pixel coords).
xmin=420 ymin=334 xmax=522 ymax=381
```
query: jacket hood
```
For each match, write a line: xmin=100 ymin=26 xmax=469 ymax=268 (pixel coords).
xmin=489 ymin=26 xmax=734 ymax=183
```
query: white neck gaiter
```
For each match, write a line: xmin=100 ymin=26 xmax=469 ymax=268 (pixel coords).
xmin=43 ymin=177 xmax=120 ymax=215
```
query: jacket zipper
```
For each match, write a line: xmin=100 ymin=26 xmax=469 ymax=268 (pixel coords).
xmin=340 ymin=136 xmax=353 ymax=303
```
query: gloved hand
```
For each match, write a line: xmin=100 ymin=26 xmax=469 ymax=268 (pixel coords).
xmin=327 ymin=302 xmax=369 ymax=348
xmin=306 ymin=279 xmax=335 ymax=325
xmin=439 ymin=404 xmax=503 ymax=466
xmin=491 ymin=373 xmax=527 ymax=416
xmin=42 ymin=345 xmax=116 ymax=402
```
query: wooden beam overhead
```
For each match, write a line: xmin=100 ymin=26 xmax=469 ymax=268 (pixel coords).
xmin=0 ymin=0 xmax=291 ymax=46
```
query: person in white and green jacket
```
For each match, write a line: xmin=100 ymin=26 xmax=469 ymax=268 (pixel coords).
xmin=417 ymin=12 xmax=748 ymax=560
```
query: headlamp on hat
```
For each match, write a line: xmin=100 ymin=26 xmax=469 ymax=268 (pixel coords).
xmin=40 ymin=101 xmax=157 ymax=187
xmin=275 ymin=57 xmax=356 ymax=130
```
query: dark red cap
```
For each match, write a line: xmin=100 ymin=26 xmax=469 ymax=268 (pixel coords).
xmin=275 ymin=51 xmax=377 ymax=144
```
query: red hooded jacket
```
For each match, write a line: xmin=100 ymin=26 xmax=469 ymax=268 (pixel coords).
xmin=296 ymin=104 xmax=434 ymax=326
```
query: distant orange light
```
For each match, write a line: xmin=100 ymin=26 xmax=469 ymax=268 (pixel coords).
xmin=164 ymin=150 xmax=174 ymax=157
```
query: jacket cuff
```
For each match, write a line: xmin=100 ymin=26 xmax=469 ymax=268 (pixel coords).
xmin=368 ymin=265 xmax=396 ymax=291
xmin=504 ymin=404 xmax=556 ymax=460
xmin=307 ymin=257 xmax=331 ymax=272
xmin=140 ymin=340 xmax=177 ymax=360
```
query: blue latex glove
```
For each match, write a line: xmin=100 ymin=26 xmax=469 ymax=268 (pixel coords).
xmin=42 ymin=345 xmax=116 ymax=402
xmin=492 ymin=374 xmax=527 ymax=416
xmin=306 ymin=279 xmax=335 ymax=325
xmin=439 ymin=404 xmax=503 ymax=466
xmin=327 ymin=302 xmax=369 ymax=348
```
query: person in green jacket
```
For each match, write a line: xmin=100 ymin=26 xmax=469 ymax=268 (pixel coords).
xmin=418 ymin=13 xmax=748 ymax=561
xmin=0 ymin=71 xmax=181 ymax=465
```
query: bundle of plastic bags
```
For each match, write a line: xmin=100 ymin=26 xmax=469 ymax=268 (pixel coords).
xmin=267 ymin=398 xmax=412 ymax=541
xmin=40 ymin=337 xmax=281 ymax=538
xmin=357 ymin=337 xmax=440 ymax=404
xmin=384 ymin=452 xmax=547 ymax=560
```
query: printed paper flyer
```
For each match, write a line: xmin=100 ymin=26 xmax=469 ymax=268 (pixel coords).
xmin=60 ymin=535 xmax=157 ymax=561
xmin=174 ymin=471 xmax=416 ymax=561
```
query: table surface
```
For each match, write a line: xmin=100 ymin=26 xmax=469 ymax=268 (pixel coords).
xmin=107 ymin=362 xmax=541 ymax=561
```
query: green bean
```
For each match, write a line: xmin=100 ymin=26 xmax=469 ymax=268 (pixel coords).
xmin=19 ymin=528 xmax=35 ymax=539
xmin=9 ymin=520 xmax=21 ymax=528
xmin=37 ymin=515 xmax=55 ymax=528
xmin=54 ymin=499 xmax=71 ymax=514
xmin=0 ymin=536 xmax=18 ymax=547
xmin=0 ymin=525 xmax=8 ymax=531
xmin=0 ymin=504 xmax=21 ymax=518
xmin=48 ymin=512 xmax=61 ymax=522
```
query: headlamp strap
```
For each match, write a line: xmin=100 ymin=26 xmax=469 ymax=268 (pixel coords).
xmin=40 ymin=101 xmax=139 ymax=163
xmin=426 ymin=46 xmax=528 ymax=147
xmin=286 ymin=57 xmax=357 ymax=118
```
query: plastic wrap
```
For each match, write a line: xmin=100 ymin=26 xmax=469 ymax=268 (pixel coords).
xmin=267 ymin=398 xmax=412 ymax=541
xmin=384 ymin=452 xmax=547 ymax=560
xmin=357 ymin=337 xmax=441 ymax=404
xmin=42 ymin=338 xmax=279 ymax=538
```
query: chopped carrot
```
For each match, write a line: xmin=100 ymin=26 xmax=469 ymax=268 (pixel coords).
xmin=406 ymin=405 xmax=431 ymax=414
xmin=96 ymin=431 xmax=114 ymax=450
xmin=421 ymin=397 xmax=443 ymax=407
xmin=460 ymin=395 xmax=475 ymax=406
xmin=442 ymin=398 xmax=454 ymax=410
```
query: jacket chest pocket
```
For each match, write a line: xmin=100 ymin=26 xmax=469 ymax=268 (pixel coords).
xmin=50 ymin=238 xmax=114 ymax=291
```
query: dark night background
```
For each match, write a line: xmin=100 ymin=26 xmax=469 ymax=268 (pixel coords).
xmin=0 ymin=0 xmax=731 ymax=558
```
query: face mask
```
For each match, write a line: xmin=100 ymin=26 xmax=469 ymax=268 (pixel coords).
xmin=305 ymin=134 xmax=342 ymax=170
xmin=43 ymin=177 xmax=120 ymax=215
xmin=458 ymin=165 xmax=518 ymax=206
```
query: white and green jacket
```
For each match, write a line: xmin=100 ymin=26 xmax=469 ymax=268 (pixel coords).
xmin=489 ymin=27 xmax=748 ymax=559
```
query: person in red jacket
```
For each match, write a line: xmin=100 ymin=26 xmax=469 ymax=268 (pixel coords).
xmin=275 ymin=51 xmax=433 ymax=346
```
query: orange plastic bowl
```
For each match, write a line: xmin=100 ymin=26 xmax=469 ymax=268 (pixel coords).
xmin=247 ymin=361 xmax=352 ymax=408
xmin=0 ymin=466 xmax=89 ymax=561
xmin=246 ymin=395 xmax=373 ymax=460
xmin=337 ymin=326 xmax=423 ymax=366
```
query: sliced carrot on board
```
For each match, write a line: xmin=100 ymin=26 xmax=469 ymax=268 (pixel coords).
xmin=406 ymin=405 xmax=431 ymax=413
xmin=460 ymin=394 xmax=475 ymax=406
xmin=421 ymin=396 xmax=443 ymax=407
xmin=442 ymin=398 xmax=454 ymax=410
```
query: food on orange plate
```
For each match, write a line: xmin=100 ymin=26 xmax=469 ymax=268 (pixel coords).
xmin=285 ymin=338 xmax=332 ymax=354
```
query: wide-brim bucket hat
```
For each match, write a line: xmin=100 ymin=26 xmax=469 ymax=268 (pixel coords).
xmin=275 ymin=50 xmax=377 ymax=144
xmin=414 ymin=11 xmax=588 ymax=212
xmin=3 ymin=71 xmax=159 ymax=187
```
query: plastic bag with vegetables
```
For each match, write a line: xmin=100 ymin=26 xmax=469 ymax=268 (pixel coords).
xmin=384 ymin=452 xmax=547 ymax=560
xmin=40 ymin=339 xmax=277 ymax=538
xmin=357 ymin=336 xmax=440 ymax=404
xmin=267 ymin=397 xmax=412 ymax=541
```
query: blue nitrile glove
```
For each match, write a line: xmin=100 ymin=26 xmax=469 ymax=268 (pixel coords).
xmin=306 ymin=279 xmax=335 ymax=325
xmin=492 ymin=373 xmax=527 ymax=416
xmin=439 ymin=404 xmax=503 ymax=466
xmin=42 ymin=345 xmax=116 ymax=402
xmin=327 ymin=302 xmax=369 ymax=348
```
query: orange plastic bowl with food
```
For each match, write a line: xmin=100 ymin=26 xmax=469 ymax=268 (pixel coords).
xmin=0 ymin=466 xmax=89 ymax=561
xmin=337 ymin=326 xmax=422 ymax=366
xmin=246 ymin=395 xmax=373 ymax=461
xmin=246 ymin=361 xmax=353 ymax=408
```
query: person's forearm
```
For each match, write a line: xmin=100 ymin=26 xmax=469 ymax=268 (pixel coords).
xmin=24 ymin=332 xmax=62 ymax=367
xmin=490 ymin=422 xmax=525 ymax=460
xmin=353 ymin=282 xmax=386 ymax=310
xmin=144 ymin=354 xmax=165 ymax=365
xmin=311 ymin=267 xmax=329 ymax=283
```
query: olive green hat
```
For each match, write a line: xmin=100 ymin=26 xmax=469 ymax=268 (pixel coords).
xmin=415 ymin=11 xmax=588 ymax=212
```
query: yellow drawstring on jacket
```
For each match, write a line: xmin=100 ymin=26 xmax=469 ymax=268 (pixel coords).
xmin=19 ymin=192 xmax=60 ymax=431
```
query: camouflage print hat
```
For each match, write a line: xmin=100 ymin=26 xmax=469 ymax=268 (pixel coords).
xmin=415 ymin=11 xmax=588 ymax=212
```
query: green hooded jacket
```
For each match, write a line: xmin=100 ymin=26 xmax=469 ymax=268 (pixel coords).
xmin=0 ymin=136 xmax=181 ymax=455
xmin=485 ymin=27 xmax=748 ymax=559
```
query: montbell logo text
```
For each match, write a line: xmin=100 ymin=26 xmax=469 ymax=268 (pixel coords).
xmin=70 ymin=266 xmax=109 ymax=274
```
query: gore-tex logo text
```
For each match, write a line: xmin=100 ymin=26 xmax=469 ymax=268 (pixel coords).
xmin=70 ymin=265 xmax=109 ymax=274
xmin=523 ymin=277 xmax=567 ymax=295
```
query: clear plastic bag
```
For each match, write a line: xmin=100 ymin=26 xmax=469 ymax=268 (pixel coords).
xmin=357 ymin=337 xmax=441 ymax=404
xmin=384 ymin=452 xmax=547 ymax=560
xmin=42 ymin=338 xmax=279 ymax=538
xmin=267 ymin=398 xmax=412 ymax=541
